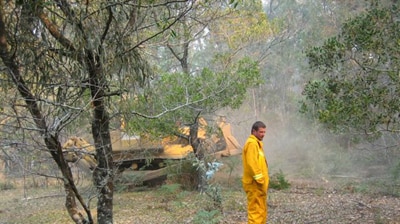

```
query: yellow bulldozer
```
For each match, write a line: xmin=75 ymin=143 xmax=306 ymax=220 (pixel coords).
xmin=62 ymin=118 xmax=241 ymax=178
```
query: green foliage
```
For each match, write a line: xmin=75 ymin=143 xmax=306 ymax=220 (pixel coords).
xmin=220 ymin=156 xmax=241 ymax=188
xmin=157 ymin=183 xmax=181 ymax=193
xmin=166 ymin=154 xmax=200 ymax=191
xmin=0 ymin=0 xmax=261 ymax=223
xmin=269 ymin=170 xmax=291 ymax=190
xmin=192 ymin=209 xmax=222 ymax=224
xmin=341 ymin=179 xmax=400 ymax=197
xmin=391 ymin=161 xmax=400 ymax=181
xmin=125 ymin=56 xmax=261 ymax=136
xmin=166 ymin=153 xmax=225 ymax=213
xmin=302 ymin=3 xmax=400 ymax=138
xmin=114 ymin=171 xmax=146 ymax=192
xmin=0 ymin=181 xmax=16 ymax=191
xmin=203 ymin=184 xmax=223 ymax=212
xmin=156 ymin=183 xmax=182 ymax=201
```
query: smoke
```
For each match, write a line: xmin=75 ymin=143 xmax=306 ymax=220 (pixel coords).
xmin=222 ymin=106 xmax=400 ymax=188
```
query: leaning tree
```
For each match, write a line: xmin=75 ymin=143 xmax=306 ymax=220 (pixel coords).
xmin=0 ymin=0 xmax=266 ymax=223
xmin=0 ymin=1 xmax=201 ymax=223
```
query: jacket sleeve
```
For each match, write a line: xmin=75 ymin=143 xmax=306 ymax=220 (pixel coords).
xmin=245 ymin=142 xmax=265 ymax=184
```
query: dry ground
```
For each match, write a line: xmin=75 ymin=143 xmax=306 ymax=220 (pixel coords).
xmin=0 ymin=160 xmax=399 ymax=224
xmin=0 ymin=179 xmax=399 ymax=224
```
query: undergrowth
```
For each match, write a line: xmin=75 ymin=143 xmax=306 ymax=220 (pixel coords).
xmin=269 ymin=170 xmax=291 ymax=190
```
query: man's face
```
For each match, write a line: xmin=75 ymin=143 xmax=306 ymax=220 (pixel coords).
xmin=252 ymin=127 xmax=266 ymax=141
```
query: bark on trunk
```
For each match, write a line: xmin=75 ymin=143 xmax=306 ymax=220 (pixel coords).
xmin=189 ymin=118 xmax=207 ymax=192
xmin=47 ymin=137 xmax=93 ymax=224
xmin=0 ymin=11 xmax=91 ymax=223
xmin=87 ymin=51 xmax=114 ymax=224
xmin=65 ymin=177 xmax=89 ymax=224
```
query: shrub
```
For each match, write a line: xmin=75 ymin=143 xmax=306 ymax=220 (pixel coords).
xmin=156 ymin=183 xmax=182 ymax=201
xmin=165 ymin=154 xmax=200 ymax=191
xmin=204 ymin=184 xmax=223 ymax=211
xmin=0 ymin=181 xmax=16 ymax=190
xmin=192 ymin=209 xmax=222 ymax=224
xmin=114 ymin=171 xmax=146 ymax=192
xmin=269 ymin=170 xmax=291 ymax=190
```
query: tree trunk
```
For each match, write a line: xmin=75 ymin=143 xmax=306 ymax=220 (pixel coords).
xmin=64 ymin=172 xmax=90 ymax=224
xmin=0 ymin=11 xmax=91 ymax=223
xmin=189 ymin=118 xmax=207 ymax=191
xmin=87 ymin=51 xmax=114 ymax=224
xmin=47 ymin=137 xmax=92 ymax=224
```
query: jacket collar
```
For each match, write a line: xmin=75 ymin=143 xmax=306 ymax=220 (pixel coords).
xmin=250 ymin=135 xmax=263 ymax=147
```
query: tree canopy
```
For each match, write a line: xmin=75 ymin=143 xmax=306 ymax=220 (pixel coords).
xmin=301 ymin=2 xmax=400 ymax=138
xmin=0 ymin=1 xmax=267 ymax=223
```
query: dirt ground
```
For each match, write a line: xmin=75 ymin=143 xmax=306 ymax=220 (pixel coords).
xmin=266 ymin=180 xmax=400 ymax=224
xmin=0 ymin=177 xmax=399 ymax=224
xmin=0 ymin=155 xmax=399 ymax=224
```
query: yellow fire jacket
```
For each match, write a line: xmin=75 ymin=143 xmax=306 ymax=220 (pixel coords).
xmin=242 ymin=135 xmax=269 ymax=186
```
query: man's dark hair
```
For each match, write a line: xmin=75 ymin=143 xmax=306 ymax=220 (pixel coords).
xmin=251 ymin=121 xmax=266 ymax=132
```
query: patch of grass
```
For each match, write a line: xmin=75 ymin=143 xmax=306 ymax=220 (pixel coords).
xmin=371 ymin=179 xmax=400 ymax=196
xmin=156 ymin=183 xmax=182 ymax=201
xmin=192 ymin=209 xmax=222 ymax=224
xmin=269 ymin=170 xmax=291 ymax=190
xmin=0 ymin=181 xmax=16 ymax=190
xmin=203 ymin=184 xmax=223 ymax=211
xmin=223 ymin=190 xmax=247 ymax=212
xmin=339 ymin=178 xmax=400 ymax=196
xmin=372 ymin=208 xmax=386 ymax=224
xmin=314 ymin=187 xmax=325 ymax=196
xmin=18 ymin=209 xmax=73 ymax=224
xmin=354 ymin=182 xmax=369 ymax=194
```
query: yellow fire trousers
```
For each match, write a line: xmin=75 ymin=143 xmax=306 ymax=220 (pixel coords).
xmin=243 ymin=181 xmax=268 ymax=224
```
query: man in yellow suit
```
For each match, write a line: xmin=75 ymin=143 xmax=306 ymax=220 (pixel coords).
xmin=242 ymin=121 xmax=269 ymax=223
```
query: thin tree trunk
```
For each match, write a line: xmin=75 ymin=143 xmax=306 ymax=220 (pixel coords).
xmin=0 ymin=7 xmax=91 ymax=223
xmin=189 ymin=116 xmax=208 ymax=192
xmin=86 ymin=51 xmax=114 ymax=224
xmin=65 ymin=177 xmax=88 ymax=224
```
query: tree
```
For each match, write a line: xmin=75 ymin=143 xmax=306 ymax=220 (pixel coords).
xmin=126 ymin=58 xmax=262 ymax=190
xmin=0 ymin=1 xmax=200 ymax=223
xmin=302 ymin=2 xmax=400 ymax=139
xmin=0 ymin=0 xmax=265 ymax=222
xmin=119 ymin=1 xmax=266 ymax=189
xmin=254 ymin=0 xmax=370 ymax=125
